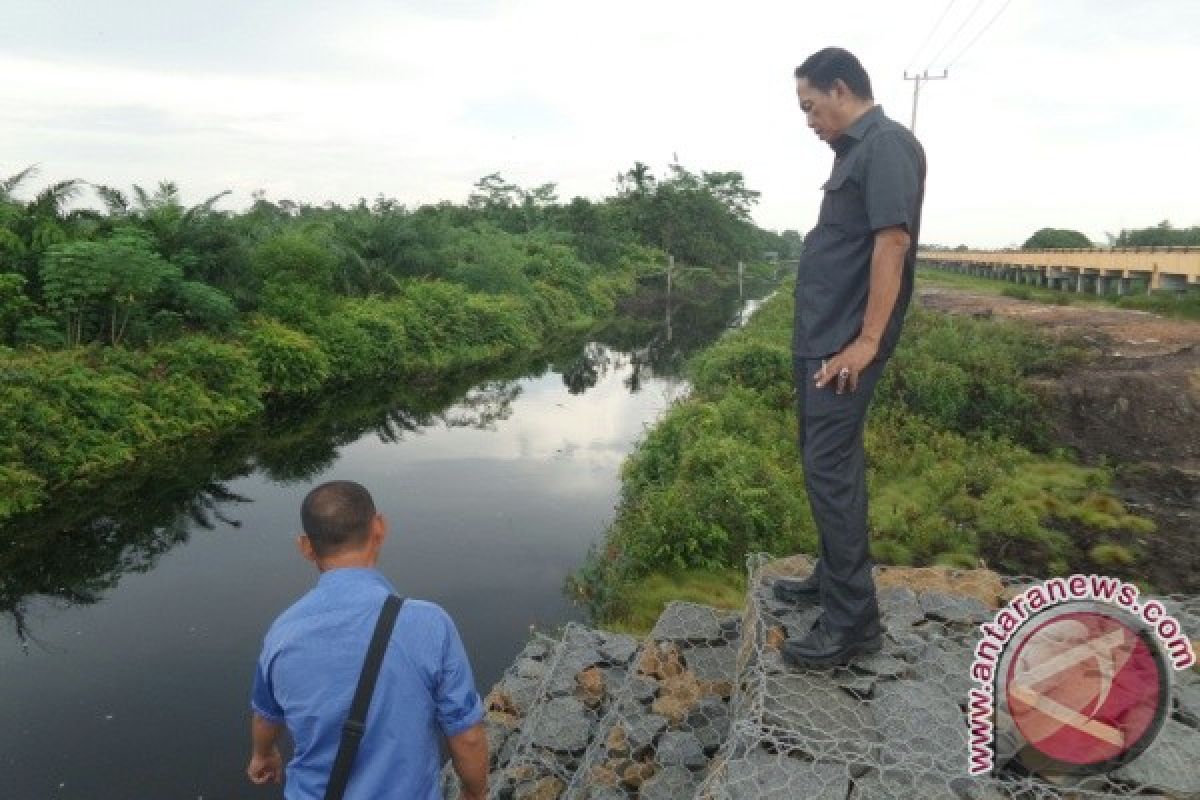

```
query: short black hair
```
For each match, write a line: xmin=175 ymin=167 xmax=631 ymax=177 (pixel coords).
xmin=794 ymin=47 xmax=874 ymax=101
xmin=300 ymin=480 xmax=376 ymax=556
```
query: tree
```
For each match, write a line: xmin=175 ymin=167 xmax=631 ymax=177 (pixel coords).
xmin=41 ymin=231 xmax=180 ymax=346
xmin=1114 ymin=220 xmax=1200 ymax=247
xmin=1022 ymin=228 xmax=1093 ymax=249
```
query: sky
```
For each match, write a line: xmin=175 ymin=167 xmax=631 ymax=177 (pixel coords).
xmin=2 ymin=0 xmax=1197 ymax=248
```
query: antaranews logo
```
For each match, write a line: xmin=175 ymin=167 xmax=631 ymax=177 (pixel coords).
xmin=966 ymin=574 xmax=1195 ymax=777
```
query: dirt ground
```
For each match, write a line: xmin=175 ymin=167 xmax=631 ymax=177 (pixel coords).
xmin=918 ymin=287 xmax=1200 ymax=593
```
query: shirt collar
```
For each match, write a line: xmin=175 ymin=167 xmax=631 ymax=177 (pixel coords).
xmin=832 ymin=105 xmax=884 ymax=155
xmin=316 ymin=566 xmax=395 ymax=592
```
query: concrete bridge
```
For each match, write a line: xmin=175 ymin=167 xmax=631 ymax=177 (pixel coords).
xmin=918 ymin=247 xmax=1200 ymax=294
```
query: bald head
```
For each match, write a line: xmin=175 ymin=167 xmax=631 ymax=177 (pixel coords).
xmin=300 ymin=480 xmax=377 ymax=557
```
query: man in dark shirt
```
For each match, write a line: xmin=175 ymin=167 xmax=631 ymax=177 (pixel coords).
xmin=775 ymin=47 xmax=926 ymax=668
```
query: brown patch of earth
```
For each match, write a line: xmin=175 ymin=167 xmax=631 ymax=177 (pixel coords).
xmin=918 ymin=287 xmax=1200 ymax=593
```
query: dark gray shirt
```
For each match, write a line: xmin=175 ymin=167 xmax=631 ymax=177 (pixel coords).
xmin=793 ymin=105 xmax=926 ymax=360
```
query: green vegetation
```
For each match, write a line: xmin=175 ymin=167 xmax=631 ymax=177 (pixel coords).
xmin=1112 ymin=220 xmax=1200 ymax=247
xmin=0 ymin=163 xmax=791 ymax=522
xmin=576 ymin=288 xmax=1155 ymax=626
xmin=1023 ymin=227 xmax=1093 ymax=249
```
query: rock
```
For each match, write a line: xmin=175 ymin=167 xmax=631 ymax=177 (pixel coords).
xmin=765 ymin=625 xmax=787 ymax=652
xmin=878 ymin=586 xmax=923 ymax=629
xmin=629 ymin=675 xmax=658 ymax=705
xmin=581 ymin=786 xmax=626 ymax=800
xmin=651 ymin=601 xmax=725 ymax=644
xmin=1113 ymin=718 xmax=1200 ymax=796
xmin=500 ymin=675 xmax=543 ymax=715
xmin=777 ymin=606 xmax=823 ymax=639
xmin=498 ymin=732 xmax=520 ymax=769
xmin=908 ymin=641 xmax=973 ymax=707
xmin=683 ymin=642 xmax=738 ymax=683
xmin=1174 ymin=677 xmax=1200 ymax=728
xmin=874 ymin=565 xmax=1003 ymax=609
xmin=871 ymin=679 xmax=967 ymax=775
xmin=719 ymin=612 xmax=742 ymax=637
xmin=527 ymin=697 xmax=593 ymax=754
xmin=597 ymin=632 xmax=639 ymax=665
xmin=619 ymin=759 xmax=657 ymax=790
xmin=486 ymin=717 xmax=515 ymax=766
xmin=850 ymin=768 xmax=963 ymax=799
xmin=586 ymin=763 xmax=621 ymax=788
xmin=851 ymin=651 xmax=910 ymax=679
xmin=516 ymin=657 xmax=547 ymax=680
xmin=639 ymin=764 xmax=698 ymax=800
xmin=721 ymin=747 xmax=850 ymax=799
xmin=655 ymin=731 xmax=708 ymax=770
xmin=834 ymin=669 xmax=876 ymax=697
xmin=520 ymin=637 xmax=554 ymax=661
xmin=604 ymin=724 xmax=630 ymax=759
xmin=637 ymin=642 xmax=685 ymax=680
xmin=652 ymin=672 xmax=704 ymax=726
xmin=884 ymin=630 xmax=929 ymax=662
xmin=919 ymin=591 xmax=991 ymax=625
xmin=685 ymin=696 xmax=731 ymax=753
xmin=487 ymin=709 xmax=521 ymax=731
xmin=626 ymin=712 xmax=669 ymax=756
xmin=514 ymin=775 xmax=566 ymax=800
xmin=761 ymin=670 xmax=879 ymax=764
xmin=577 ymin=666 xmax=606 ymax=709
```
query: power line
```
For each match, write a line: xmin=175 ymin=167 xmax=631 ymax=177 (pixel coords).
xmin=903 ymin=70 xmax=949 ymax=134
xmin=906 ymin=0 xmax=958 ymax=72
xmin=946 ymin=0 xmax=1014 ymax=69
xmin=925 ymin=0 xmax=987 ymax=69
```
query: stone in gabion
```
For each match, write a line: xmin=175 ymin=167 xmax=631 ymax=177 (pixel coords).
xmin=655 ymin=730 xmax=708 ymax=770
xmin=1112 ymin=717 xmax=1200 ymax=797
xmin=639 ymin=764 xmax=697 ymax=800
xmin=527 ymin=697 xmax=593 ymax=755
xmin=650 ymin=601 xmax=725 ymax=645
xmin=721 ymin=746 xmax=850 ymax=800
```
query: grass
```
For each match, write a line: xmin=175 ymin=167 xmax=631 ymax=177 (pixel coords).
xmin=600 ymin=569 xmax=747 ymax=636
xmin=918 ymin=265 xmax=1200 ymax=320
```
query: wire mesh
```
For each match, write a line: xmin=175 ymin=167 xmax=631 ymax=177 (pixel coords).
xmin=448 ymin=556 xmax=1200 ymax=799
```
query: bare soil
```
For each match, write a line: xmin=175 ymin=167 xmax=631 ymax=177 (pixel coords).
xmin=918 ymin=287 xmax=1200 ymax=593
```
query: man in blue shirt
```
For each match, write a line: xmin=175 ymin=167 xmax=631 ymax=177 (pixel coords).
xmin=247 ymin=480 xmax=487 ymax=799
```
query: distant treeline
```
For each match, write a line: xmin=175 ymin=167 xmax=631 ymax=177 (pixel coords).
xmin=1018 ymin=221 xmax=1200 ymax=250
xmin=0 ymin=161 xmax=795 ymax=520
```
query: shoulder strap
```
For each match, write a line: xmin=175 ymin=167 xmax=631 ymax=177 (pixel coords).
xmin=324 ymin=594 xmax=404 ymax=800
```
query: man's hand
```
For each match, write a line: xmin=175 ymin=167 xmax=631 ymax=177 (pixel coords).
xmin=447 ymin=722 xmax=488 ymax=800
xmin=248 ymin=713 xmax=285 ymax=785
xmin=246 ymin=747 xmax=283 ymax=785
xmin=814 ymin=337 xmax=878 ymax=394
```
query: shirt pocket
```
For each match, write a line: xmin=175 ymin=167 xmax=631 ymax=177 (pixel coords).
xmin=819 ymin=171 xmax=869 ymax=236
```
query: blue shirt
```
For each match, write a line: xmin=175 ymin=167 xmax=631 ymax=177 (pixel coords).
xmin=252 ymin=568 xmax=484 ymax=799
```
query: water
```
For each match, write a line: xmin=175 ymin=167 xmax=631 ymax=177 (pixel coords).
xmin=0 ymin=279 xmax=771 ymax=798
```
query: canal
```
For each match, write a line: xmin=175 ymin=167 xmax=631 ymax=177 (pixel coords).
xmin=0 ymin=276 xmax=772 ymax=798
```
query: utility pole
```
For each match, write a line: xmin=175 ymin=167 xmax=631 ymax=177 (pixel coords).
xmin=666 ymin=253 xmax=674 ymax=343
xmin=903 ymin=69 xmax=948 ymax=134
xmin=737 ymin=260 xmax=744 ymax=302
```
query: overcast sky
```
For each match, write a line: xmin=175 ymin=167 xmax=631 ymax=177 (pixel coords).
xmin=2 ymin=0 xmax=1197 ymax=247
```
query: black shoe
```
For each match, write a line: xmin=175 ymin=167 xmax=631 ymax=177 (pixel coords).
xmin=781 ymin=617 xmax=883 ymax=669
xmin=772 ymin=573 xmax=821 ymax=606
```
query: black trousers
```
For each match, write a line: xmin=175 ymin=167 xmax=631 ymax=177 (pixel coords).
xmin=795 ymin=356 xmax=887 ymax=631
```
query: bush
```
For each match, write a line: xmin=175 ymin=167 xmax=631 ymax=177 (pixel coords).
xmin=247 ymin=318 xmax=331 ymax=397
xmin=690 ymin=339 xmax=792 ymax=407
